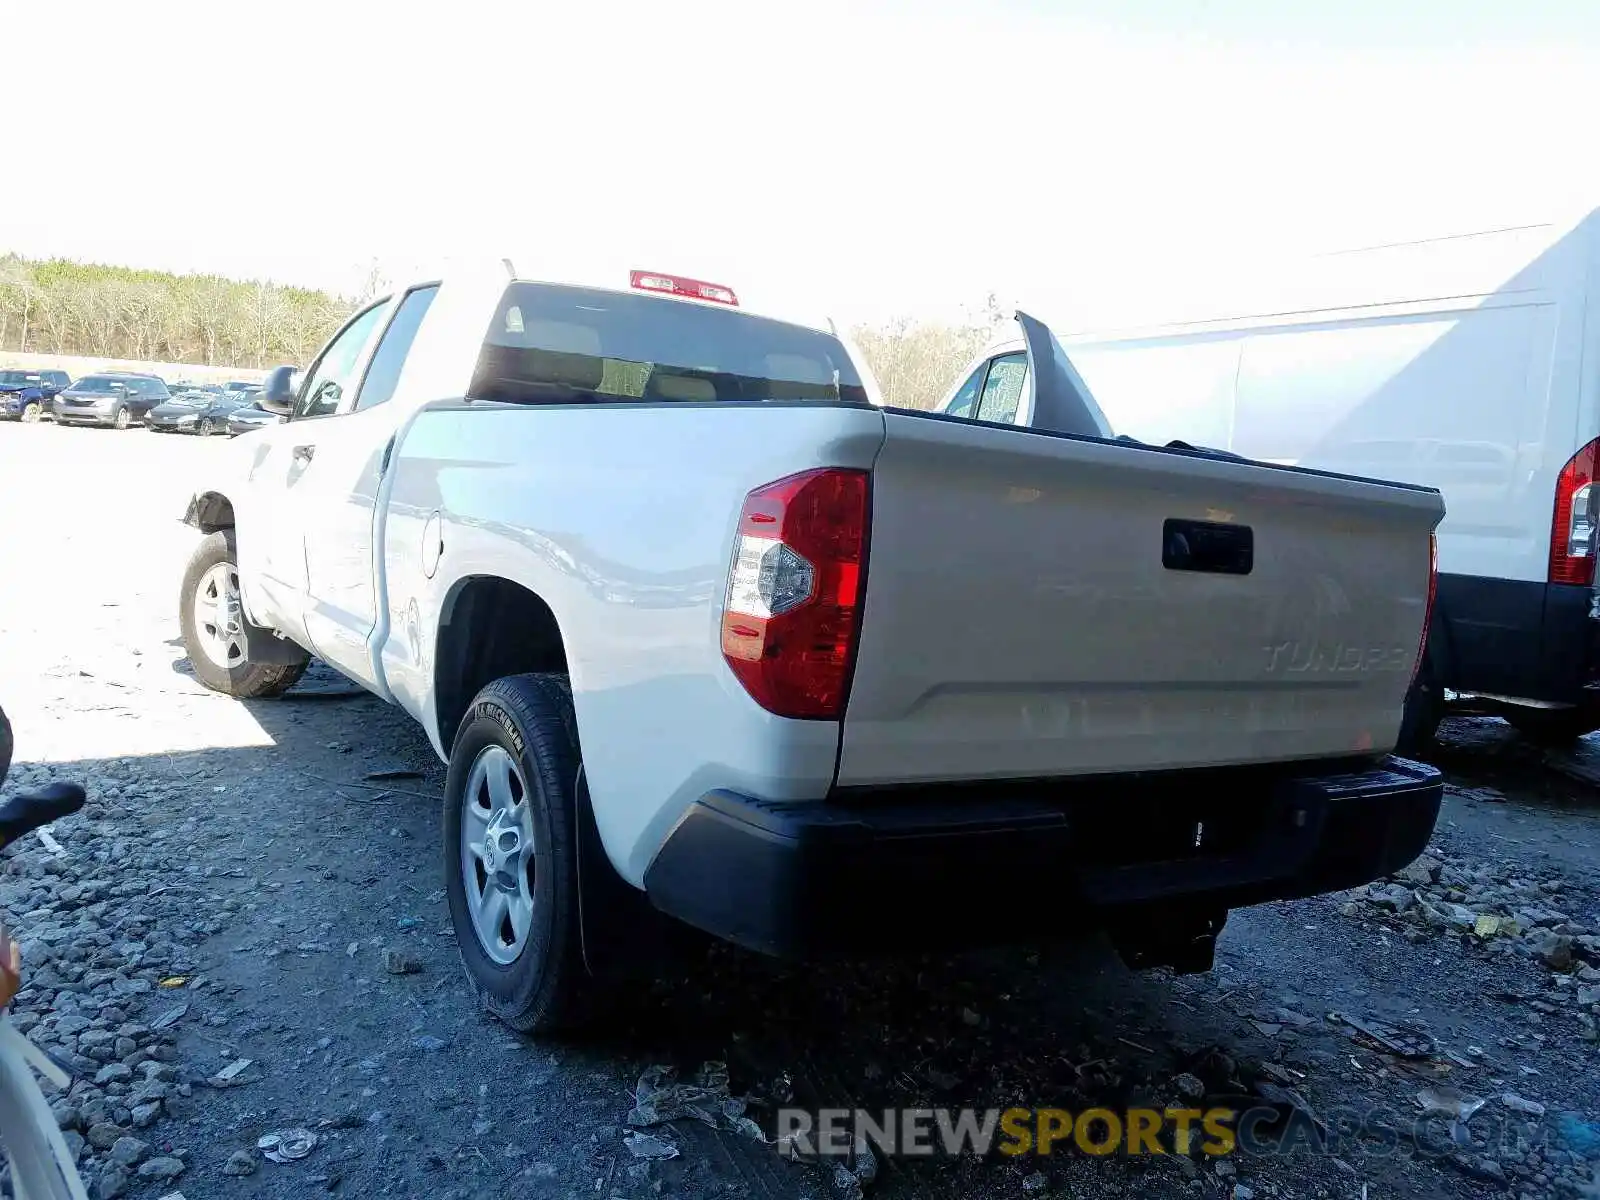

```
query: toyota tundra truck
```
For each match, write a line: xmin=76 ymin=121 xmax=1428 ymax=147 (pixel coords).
xmin=176 ymin=264 xmax=1445 ymax=1032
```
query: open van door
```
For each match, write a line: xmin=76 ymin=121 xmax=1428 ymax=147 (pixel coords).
xmin=1016 ymin=310 xmax=1113 ymax=439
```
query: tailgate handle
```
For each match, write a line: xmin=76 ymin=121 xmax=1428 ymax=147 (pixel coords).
xmin=1162 ymin=518 xmax=1253 ymax=576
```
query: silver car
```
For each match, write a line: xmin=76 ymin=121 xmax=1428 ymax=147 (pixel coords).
xmin=53 ymin=374 xmax=171 ymax=429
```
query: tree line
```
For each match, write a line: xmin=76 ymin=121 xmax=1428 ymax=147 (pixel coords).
xmin=0 ymin=254 xmax=998 ymax=410
xmin=0 ymin=255 xmax=363 ymax=371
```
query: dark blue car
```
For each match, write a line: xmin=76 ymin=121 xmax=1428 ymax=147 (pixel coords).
xmin=0 ymin=369 xmax=71 ymax=422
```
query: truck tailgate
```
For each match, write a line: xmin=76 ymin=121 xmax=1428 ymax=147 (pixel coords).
xmin=838 ymin=413 xmax=1444 ymax=786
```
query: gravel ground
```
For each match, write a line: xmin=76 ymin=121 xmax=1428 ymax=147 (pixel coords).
xmin=1 ymin=419 xmax=1599 ymax=1200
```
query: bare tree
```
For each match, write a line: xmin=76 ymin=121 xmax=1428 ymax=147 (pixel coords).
xmin=850 ymin=317 xmax=993 ymax=411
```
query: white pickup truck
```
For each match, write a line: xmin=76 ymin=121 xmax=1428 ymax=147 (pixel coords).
xmin=177 ymin=266 xmax=1446 ymax=1032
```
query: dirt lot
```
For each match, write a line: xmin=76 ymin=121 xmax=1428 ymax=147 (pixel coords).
xmin=1 ymin=419 xmax=1599 ymax=1200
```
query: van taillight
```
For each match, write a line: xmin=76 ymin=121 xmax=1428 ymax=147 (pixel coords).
xmin=721 ymin=469 xmax=870 ymax=719
xmin=1550 ymin=439 xmax=1600 ymax=586
xmin=1411 ymin=531 xmax=1438 ymax=687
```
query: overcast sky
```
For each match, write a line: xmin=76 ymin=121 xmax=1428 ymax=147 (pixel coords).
xmin=6 ymin=0 xmax=1599 ymax=328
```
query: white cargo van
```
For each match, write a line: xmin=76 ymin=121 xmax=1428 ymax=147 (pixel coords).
xmin=932 ymin=211 xmax=1600 ymax=748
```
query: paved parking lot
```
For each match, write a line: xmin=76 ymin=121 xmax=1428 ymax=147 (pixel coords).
xmin=1 ymin=419 xmax=1599 ymax=1200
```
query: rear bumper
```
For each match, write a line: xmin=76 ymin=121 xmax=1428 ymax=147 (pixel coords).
xmin=642 ymin=756 xmax=1443 ymax=959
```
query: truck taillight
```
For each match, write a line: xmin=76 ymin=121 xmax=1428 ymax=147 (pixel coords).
xmin=1551 ymin=439 xmax=1600 ymax=586
xmin=721 ymin=469 xmax=870 ymax=719
xmin=628 ymin=270 xmax=739 ymax=306
xmin=1411 ymin=531 xmax=1438 ymax=687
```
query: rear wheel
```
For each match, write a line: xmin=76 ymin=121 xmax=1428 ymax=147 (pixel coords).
xmin=179 ymin=530 xmax=309 ymax=697
xmin=20 ymin=401 xmax=41 ymax=423
xmin=0 ymin=702 xmax=12 ymax=788
xmin=1504 ymin=704 xmax=1600 ymax=746
xmin=1394 ymin=656 xmax=1444 ymax=759
xmin=445 ymin=673 xmax=592 ymax=1034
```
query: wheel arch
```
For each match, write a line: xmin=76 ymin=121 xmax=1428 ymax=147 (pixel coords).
xmin=431 ymin=574 xmax=569 ymax=756
xmin=183 ymin=490 xmax=236 ymax=532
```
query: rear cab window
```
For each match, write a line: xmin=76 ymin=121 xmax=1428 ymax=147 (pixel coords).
xmin=469 ymin=282 xmax=870 ymax=406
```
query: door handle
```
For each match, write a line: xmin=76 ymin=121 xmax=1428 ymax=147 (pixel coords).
xmin=292 ymin=444 xmax=315 ymax=463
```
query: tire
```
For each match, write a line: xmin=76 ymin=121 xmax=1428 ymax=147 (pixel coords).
xmin=445 ymin=673 xmax=591 ymax=1035
xmin=1394 ymin=656 xmax=1444 ymax=759
xmin=0 ymin=702 xmax=12 ymax=790
xmin=1504 ymin=705 xmax=1600 ymax=746
xmin=198 ymin=417 xmax=215 ymax=436
xmin=111 ymin=406 xmax=130 ymax=430
xmin=20 ymin=401 xmax=40 ymax=423
xmin=178 ymin=530 xmax=309 ymax=698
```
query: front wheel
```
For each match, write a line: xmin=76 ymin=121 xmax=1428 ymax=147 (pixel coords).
xmin=111 ymin=406 xmax=130 ymax=430
xmin=1505 ymin=704 xmax=1600 ymax=746
xmin=445 ymin=673 xmax=592 ymax=1034
xmin=178 ymin=530 xmax=309 ymax=697
xmin=198 ymin=417 xmax=215 ymax=436
xmin=20 ymin=401 xmax=41 ymax=423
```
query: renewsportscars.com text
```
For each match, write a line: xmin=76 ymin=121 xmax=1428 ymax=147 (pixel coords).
xmin=778 ymin=1107 xmax=1237 ymax=1159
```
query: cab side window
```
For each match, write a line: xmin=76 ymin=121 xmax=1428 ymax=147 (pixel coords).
xmin=975 ymin=353 xmax=1029 ymax=424
xmin=294 ymin=302 xmax=388 ymax=420
xmin=354 ymin=286 xmax=439 ymax=411
xmin=941 ymin=363 xmax=987 ymax=418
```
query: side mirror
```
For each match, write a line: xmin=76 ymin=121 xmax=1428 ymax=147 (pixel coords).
xmin=260 ymin=365 xmax=299 ymax=415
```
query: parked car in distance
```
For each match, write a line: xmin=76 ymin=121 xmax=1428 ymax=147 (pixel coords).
xmin=221 ymin=380 xmax=262 ymax=404
xmin=176 ymin=265 xmax=1445 ymax=1034
xmin=52 ymin=373 xmax=171 ymax=429
xmin=170 ymin=382 xmax=226 ymax=399
xmin=226 ymin=404 xmax=282 ymax=436
xmin=0 ymin=369 xmax=71 ymax=422
xmin=147 ymin=391 xmax=249 ymax=435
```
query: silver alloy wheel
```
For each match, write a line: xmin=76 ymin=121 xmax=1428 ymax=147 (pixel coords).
xmin=460 ymin=744 xmax=538 ymax=965
xmin=192 ymin=561 xmax=247 ymax=670
xmin=113 ymin=408 xmax=129 ymax=429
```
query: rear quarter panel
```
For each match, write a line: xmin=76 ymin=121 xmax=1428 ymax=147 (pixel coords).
xmin=380 ymin=401 xmax=887 ymax=886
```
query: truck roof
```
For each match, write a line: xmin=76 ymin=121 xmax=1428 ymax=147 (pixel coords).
xmin=388 ymin=260 xmax=840 ymax=336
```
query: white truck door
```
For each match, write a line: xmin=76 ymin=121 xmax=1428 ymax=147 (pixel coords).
xmin=299 ymin=285 xmax=440 ymax=689
xmin=245 ymin=302 xmax=389 ymax=645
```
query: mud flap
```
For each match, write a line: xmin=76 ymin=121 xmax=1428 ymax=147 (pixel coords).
xmin=242 ymin=622 xmax=311 ymax=666
xmin=575 ymin=767 xmax=676 ymax=980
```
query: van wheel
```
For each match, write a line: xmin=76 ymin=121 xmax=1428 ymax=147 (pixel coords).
xmin=20 ymin=401 xmax=41 ymax=423
xmin=445 ymin=673 xmax=593 ymax=1035
xmin=179 ymin=530 xmax=309 ymax=697
xmin=111 ymin=406 xmax=130 ymax=430
xmin=1504 ymin=705 xmax=1600 ymax=746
